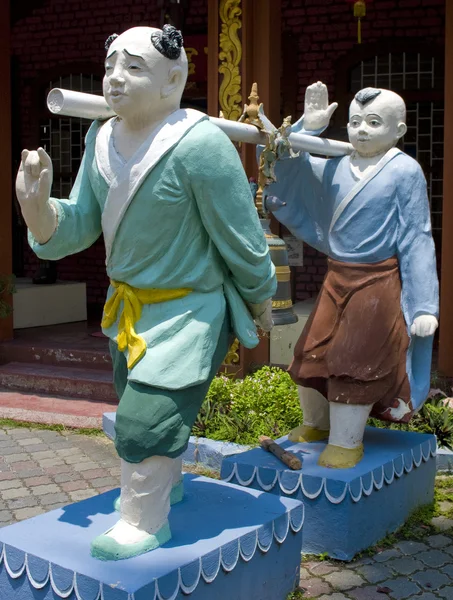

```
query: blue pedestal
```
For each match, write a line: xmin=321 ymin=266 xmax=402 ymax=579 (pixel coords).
xmin=221 ymin=427 xmax=437 ymax=561
xmin=0 ymin=474 xmax=303 ymax=600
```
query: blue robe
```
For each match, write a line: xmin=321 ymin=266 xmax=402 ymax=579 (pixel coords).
xmin=267 ymin=144 xmax=439 ymax=411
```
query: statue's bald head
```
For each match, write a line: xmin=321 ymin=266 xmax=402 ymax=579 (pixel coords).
xmin=347 ymin=87 xmax=407 ymax=157
xmin=103 ymin=26 xmax=188 ymax=119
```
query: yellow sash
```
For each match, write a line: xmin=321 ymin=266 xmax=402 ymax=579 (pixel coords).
xmin=101 ymin=281 xmax=192 ymax=369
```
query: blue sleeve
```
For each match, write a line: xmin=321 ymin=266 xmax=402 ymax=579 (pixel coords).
xmin=397 ymin=158 xmax=439 ymax=325
xmin=257 ymin=139 xmax=329 ymax=253
xmin=28 ymin=121 xmax=102 ymax=261
xmin=183 ymin=122 xmax=277 ymax=304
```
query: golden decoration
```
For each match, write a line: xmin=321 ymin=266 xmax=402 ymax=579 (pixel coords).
xmin=239 ymin=82 xmax=264 ymax=129
xmin=224 ymin=338 xmax=240 ymax=365
xmin=218 ymin=0 xmax=242 ymax=121
xmin=272 ymin=299 xmax=293 ymax=310
xmin=353 ymin=1 xmax=366 ymax=44
xmin=185 ymin=48 xmax=199 ymax=77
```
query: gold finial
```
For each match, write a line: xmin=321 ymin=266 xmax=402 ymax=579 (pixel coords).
xmin=219 ymin=110 xmax=225 ymax=119
xmin=239 ymin=82 xmax=264 ymax=129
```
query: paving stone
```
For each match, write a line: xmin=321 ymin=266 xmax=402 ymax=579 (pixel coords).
xmin=378 ymin=578 xmax=421 ymax=599
xmin=48 ymin=442 xmax=76 ymax=451
xmin=349 ymin=556 xmax=374 ymax=567
xmin=60 ymin=480 xmax=89 ymax=492
xmin=318 ymin=594 xmax=349 ymax=600
xmin=1 ymin=487 xmax=30 ymax=500
xmin=309 ymin=563 xmax=340 ymax=576
xmin=11 ymin=469 xmax=43 ymax=479
xmin=24 ymin=444 xmax=52 ymax=453
xmin=32 ymin=451 xmax=55 ymax=460
xmin=357 ymin=563 xmax=393 ymax=583
xmin=0 ymin=440 xmax=17 ymax=448
xmin=0 ymin=473 xmax=15 ymax=481
xmin=418 ymin=549 xmax=451 ymax=568
xmin=0 ymin=510 xmax=13 ymax=522
xmin=373 ymin=548 xmax=401 ymax=562
xmin=0 ymin=446 xmax=24 ymax=456
xmin=441 ymin=564 xmax=453 ymax=578
xmin=299 ymin=577 xmax=332 ymax=598
xmin=44 ymin=465 xmax=73 ymax=475
xmin=439 ymin=501 xmax=453 ymax=513
xmin=4 ymin=453 xmax=30 ymax=463
xmin=432 ymin=516 xmax=453 ymax=531
xmin=17 ymin=437 xmax=45 ymax=446
xmin=23 ymin=476 xmax=53 ymax=487
xmin=7 ymin=497 xmax=39 ymax=510
xmin=386 ymin=557 xmax=425 ymax=575
xmin=416 ymin=594 xmax=443 ymax=600
xmin=68 ymin=489 xmax=97 ymax=502
xmin=90 ymin=477 xmax=118 ymax=488
xmin=39 ymin=458 xmax=65 ymax=468
xmin=39 ymin=493 xmax=69 ymax=506
xmin=53 ymin=472 xmax=80 ymax=484
xmin=412 ymin=569 xmax=451 ymax=591
xmin=8 ymin=430 xmax=35 ymax=438
xmin=438 ymin=586 xmax=453 ymax=600
xmin=348 ymin=587 xmax=389 ymax=600
xmin=31 ymin=484 xmax=62 ymax=496
xmin=324 ymin=571 xmax=365 ymax=591
xmin=14 ymin=506 xmax=45 ymax=520
xmin=0 ymin=479 xmax=22 ymax=491
xmin=427 ymin=534 xmax=452 ymax=548
xmin=299 ymin=567 xmax=310 ymax=579
xmin=56 ymin=448 xmax=77 ymax=457
xmin=64 ymin=455 xmax=91 ymax=465
xmin=395 ymin=541 xmax=429 ymax=555
xmin=74 ymin=462 xmax=102 ymax=472
xmin=109 ymin=466 xmax=121 ymax=477
xmin=11 ymin=461 xmax=40 ymax=472
xmin=79 ymin=468 xmax=106 ymax=479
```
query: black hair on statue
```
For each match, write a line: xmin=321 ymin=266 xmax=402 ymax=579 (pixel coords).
xmin=105 ymin=34 xmax=119 ymax=51
xmin=355 ymin=88 xmax=382 ymax=106
xmin=151 ymin=25 xmax=183 ymax=60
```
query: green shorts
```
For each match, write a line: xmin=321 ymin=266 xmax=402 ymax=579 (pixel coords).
xmin=111 ymin=317 xmax=231 ymax=463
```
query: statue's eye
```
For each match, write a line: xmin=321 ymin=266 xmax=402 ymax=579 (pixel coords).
xmin=370 ymin=120 xmax=380 ymax=126
xmin=128 ymin=65 xmax=141 ymax=71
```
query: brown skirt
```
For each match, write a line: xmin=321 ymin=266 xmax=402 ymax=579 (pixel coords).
xmin=289 ymin=257 xmax=413 ymax=423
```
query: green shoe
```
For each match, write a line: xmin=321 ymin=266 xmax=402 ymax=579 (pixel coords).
xmin=113 ymin=480 xmax=184 ymax=513
xmin=90 ymin=521 xmax=172 ymax=561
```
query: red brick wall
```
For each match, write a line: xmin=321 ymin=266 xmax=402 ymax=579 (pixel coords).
xmin=13 ymin=0 xmax=444 ymax=309
xmin=12 ymin=0 xmax=207 ymax=313
xmin=281 ymin=0 xmax=445 ymax=301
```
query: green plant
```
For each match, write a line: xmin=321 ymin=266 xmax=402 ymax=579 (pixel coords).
xmin=0 ymin=275 xmax=15 ymax=319
xmin=192 ymin=366 xmax=301 ymax=445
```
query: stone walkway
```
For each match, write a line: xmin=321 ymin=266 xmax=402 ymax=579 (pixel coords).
xmin=0 ymin=425 xmax=452 ymax=599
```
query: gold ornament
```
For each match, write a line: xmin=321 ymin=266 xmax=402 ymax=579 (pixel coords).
xmin=353 ymin=0 xmax=366 ymax=44
xmin=218 ymin=0 xmax=243 ymax=121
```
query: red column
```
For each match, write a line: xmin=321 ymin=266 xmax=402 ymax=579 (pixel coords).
xmin=0 ymin=2 xmax=12 ymax=341
xmin=439 ymin=2 xmax=453 ymax=374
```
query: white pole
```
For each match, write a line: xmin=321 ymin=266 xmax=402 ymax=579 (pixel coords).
xmin=47 ymin=88 xmax=353 ymax=157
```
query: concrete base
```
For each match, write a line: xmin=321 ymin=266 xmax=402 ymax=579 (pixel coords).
xmin=270 ymin=298 xmax=315 ymax=366
xmin=13 ymin=278 xmax=87 ymax=329
xmin=221 ymin=427 xmax=437 ymax=561
xmin=0 ymin=474 xmax=304 ymax=600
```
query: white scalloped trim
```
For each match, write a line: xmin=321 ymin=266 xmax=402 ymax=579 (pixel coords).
xmin=0 ymin=505 xmax=303 ymax=600
xmin=222 ymin=437 xmax=437 ymax=505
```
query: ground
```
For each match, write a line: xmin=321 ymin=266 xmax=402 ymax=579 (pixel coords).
xmin=0 ymin=423 xmax=452 ymax=599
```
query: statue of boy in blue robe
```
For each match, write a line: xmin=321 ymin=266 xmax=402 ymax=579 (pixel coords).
xmin=265 ymin=82 xmax=439 ymax=469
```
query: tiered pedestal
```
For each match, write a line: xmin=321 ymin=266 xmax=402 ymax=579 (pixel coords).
xmin=221 ymin=427 xmax=437 ymax=561
xmin=0 ymin=474 xmax=303 ymax=600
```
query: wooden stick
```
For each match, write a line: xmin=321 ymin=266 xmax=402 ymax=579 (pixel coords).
xmin=259 ymin=435 xmax=302 ymax=470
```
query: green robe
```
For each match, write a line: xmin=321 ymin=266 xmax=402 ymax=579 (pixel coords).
xmin=29 ymin=110 xmax=276 ymax=390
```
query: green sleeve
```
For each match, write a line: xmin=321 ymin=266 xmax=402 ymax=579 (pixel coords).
xmin=28 ymin=121 xmax=102 ymax=260
xmin=180 ymin=121 xmax=277 ymax=304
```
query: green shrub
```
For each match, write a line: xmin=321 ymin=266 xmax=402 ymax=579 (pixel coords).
xmin=192 ymin=366 xmax=301 ymax=445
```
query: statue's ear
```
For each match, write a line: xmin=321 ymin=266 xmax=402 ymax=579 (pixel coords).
xmin=396 ymin=122 xmax=407 ymax=139
xmin=161 ymin=65 xmax=184 ymax=99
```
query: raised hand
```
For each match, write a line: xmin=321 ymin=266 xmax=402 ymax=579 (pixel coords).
xmin=303 ymin=82 xmax=338 ymax=132
xmin=15 ymin=148 xmax=57 ymax=244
